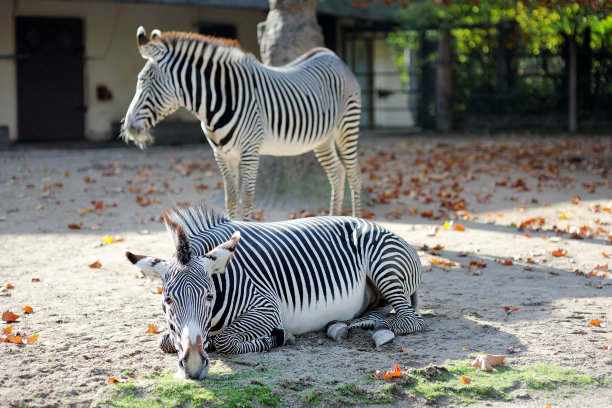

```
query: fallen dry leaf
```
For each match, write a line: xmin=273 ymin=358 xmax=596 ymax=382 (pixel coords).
xmin=398 ymin=347 xmax=415 ymax=353
xmin=68 ymin=222 xmax=83 ymax=230
xmin=453 ymin=224 xmax=466 ymax=231
xmin=2 ymin=310 xmax=20 ymax=323
xmin=390 ymin=364 xmax=404 ymax=378
xmin=108 ymin=377 xmax=119 ymax=383
xmin=461 ymin=375 xmax=471 ymax=384
xmin=31 ymin=278 xmax=40 ymax=282
xmin=89 ymin=260 xmax=102 ymax=269
xmin=22 ymin=305 xmax=33 ymax=314
xmin=146 ymin=324 xmax=160 ymax=334
xmin=550 ymin=248 xmax=568 ymax=257
xmin=471 ymin=354 xmax=506 ymax=371
xmin=3 ymin=326 xmax=12 ymax=335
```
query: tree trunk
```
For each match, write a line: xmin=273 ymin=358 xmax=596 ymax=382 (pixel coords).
xmin=568 ymin=34 xmax=577 ymax=134
xmin=436 ymin=27 xmax=453 ymax=133
xmin=257 ymin=0 xmax=323 ymax=66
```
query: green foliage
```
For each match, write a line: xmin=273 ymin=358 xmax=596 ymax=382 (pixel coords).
xmin=387 ymin=0 xmax=612 ymax=122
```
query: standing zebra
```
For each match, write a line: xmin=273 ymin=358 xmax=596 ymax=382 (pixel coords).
xmin=122 ymin=27 xmax=362 ymax=220
xmin=127 ymin=203 xmax=425 ymax=380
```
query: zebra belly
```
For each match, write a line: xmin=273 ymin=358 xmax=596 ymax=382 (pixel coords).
xmin=259 ymin=133 xmax=332 ymax=157
xmin=281 ymin=277 xmax=368 ymax=336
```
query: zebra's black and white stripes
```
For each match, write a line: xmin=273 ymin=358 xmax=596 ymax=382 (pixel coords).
xmin=123 ymin=28 xmax=362 ymax=220
xmin=127 ymin=203 xmax=425 ymax=380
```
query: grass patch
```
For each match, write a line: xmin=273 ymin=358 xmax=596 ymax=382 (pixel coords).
xmin=400 ymin=360 xmax=608 ymax=405
xmin=94 ymin=361 xmax=393 ymax=408
xmin=93 ymin=366 xmax=281 ymax=408
xmin=94 ymin=358 xmax=607 ymax=407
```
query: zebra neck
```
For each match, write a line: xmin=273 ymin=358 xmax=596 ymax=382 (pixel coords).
xmin=169 ymin=39 xmax=255 ymax=135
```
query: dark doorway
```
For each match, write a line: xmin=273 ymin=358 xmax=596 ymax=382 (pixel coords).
xmin=16 ymin=17 xmax=85 ymax=141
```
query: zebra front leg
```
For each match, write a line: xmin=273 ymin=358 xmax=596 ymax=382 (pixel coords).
xmin=238 ymin=149 xmax=261 ymax=221
xmin=214 ymin=151 xmax=240 ymax=219
xmin=158 ymin=330 xmax=177 ymax=353
xmin=213 ymin=308 xmax=284 ymax=354
xmin=314 ymin=140 xmax=346 ymax=216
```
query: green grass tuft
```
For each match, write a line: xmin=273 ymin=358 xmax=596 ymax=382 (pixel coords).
xmin=94 ymin=369 xmax=281 ymax=408
xmin=400 ymin=360 xmax=608 ymax=405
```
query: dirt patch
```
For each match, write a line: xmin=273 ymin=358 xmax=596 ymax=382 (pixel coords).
xmin=0 ymin=135 xmax=610 ymax=407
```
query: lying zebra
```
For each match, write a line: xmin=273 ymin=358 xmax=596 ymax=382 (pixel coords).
xmin=127 ymin=204 xmax=425 ymax=379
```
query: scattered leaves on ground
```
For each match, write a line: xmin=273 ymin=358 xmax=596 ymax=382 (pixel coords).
xmin=551 ymin=248 xmax=568 ymax=257
xmin=2 ymin=310 xmax=20 ymax=323
xmin=146 ymin=324 xmax=160 ymax=334
xmin=471 ymin=354 xmax=506 ymax=371
xmin=89 ymin=260 xmax=102 ymax=269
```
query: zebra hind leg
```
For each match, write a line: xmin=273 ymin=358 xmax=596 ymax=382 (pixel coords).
xmin=325 ymin=305 xmax=395 ymax=347
xmin=336 ymin=114 xmax=362 ymax=217
xmin=314 ymin=141 xmax=346 ymax=216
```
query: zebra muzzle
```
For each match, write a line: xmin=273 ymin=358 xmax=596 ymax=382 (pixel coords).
xmin=179 ymin=334 xmax=210 ymax=380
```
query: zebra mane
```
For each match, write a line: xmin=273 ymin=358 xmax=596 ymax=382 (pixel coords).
xmin=160 ymin=31 xmax=243 ymax=52
xmin=163 ymin=203 xmax=230 ymax=263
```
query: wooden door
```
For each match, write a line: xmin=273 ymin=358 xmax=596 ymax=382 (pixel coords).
xmin=16 ymin=17 xmax=85 ymax=141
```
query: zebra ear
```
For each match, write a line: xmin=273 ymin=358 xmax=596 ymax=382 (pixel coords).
xmin=126 ymin=251 xmax=169 ymax=281
xmin=151 ymin=29 xmax=162 ymax=40
xmin=137 ymin=26 xmax=166 ymax=60
xmin=203 ymin=232 xmax=241 ymax=275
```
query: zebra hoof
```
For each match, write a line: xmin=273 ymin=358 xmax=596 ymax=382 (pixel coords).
xmin=158 ymin=331 xmax=177 ymax=354
xmin=372 ymin=328 xmax=395 ymax=348
xmin=326 ymin=322 xmax=348 ymax=342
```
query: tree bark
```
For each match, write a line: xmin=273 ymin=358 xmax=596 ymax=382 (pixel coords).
xmin=436 ymin=28 xmax=453 ymax=133
xmin=257 ymin=0 xmax=323 ymax=66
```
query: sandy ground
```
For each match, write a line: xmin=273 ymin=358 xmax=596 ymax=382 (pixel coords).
xmin=0 ymin=134 xmax=610 ymax=407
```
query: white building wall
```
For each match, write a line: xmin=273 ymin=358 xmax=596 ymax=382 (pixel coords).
xmin=373 ymin=38 xmax=415 ymax=128
xmin=0 ymin=0 xmax=267 ymax=142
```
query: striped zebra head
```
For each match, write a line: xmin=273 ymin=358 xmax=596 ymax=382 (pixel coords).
xmin=126 ymin=225 xmax=241 ymax=380
xmin=122 ymin=27 xmax=181 ymax=149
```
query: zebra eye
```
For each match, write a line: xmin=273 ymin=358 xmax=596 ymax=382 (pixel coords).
xmin=164 ymin=296 xmax=172 ymax=305
xmin=205 ymin=293 xmax=213 ymax=302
